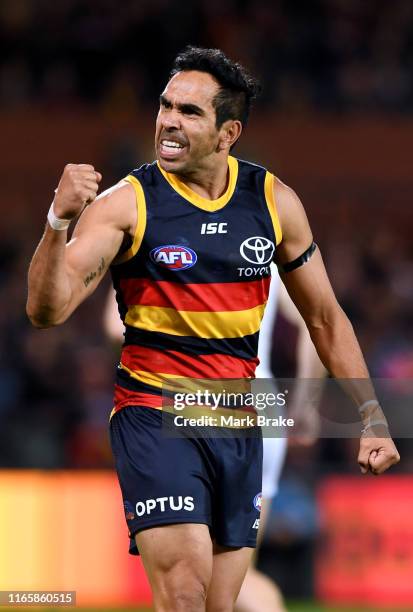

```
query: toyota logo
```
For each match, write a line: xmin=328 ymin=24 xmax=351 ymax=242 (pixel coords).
xmin=240 ymin=236 xmax=275 ymax=265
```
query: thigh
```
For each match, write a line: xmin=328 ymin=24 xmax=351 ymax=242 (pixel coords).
xmin=137 ymin=523 xmax=213 ymax=610
xmin=214 ymin=433 xmax=263 ymax=548
xmin=110 ymin=406 xmax=213 ymax=554
xmin=206 ymin=543 xmax=253 ymax=612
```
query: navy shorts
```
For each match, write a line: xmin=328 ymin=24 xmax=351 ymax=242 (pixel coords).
xmin=110 ymin=406 xmax=263 ymax=555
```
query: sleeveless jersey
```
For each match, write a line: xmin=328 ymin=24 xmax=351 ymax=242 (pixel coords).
xmin=110 ymin=155 xmax=282 ymax=414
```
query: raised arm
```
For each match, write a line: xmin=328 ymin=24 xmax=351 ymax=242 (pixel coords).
xmin=26 ymin=164 xmax=137 ymax=328
xmin=274 ymin=178 xmax=400 ymax=473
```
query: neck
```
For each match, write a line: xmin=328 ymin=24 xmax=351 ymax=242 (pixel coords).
xmin=176 ymin=156 xmax=230 ymax=200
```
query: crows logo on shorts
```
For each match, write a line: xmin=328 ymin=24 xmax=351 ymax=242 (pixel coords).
xmin=253 ymin=492 xmax=262 ymax=511
xmin=124 ymin=500 xmax=135 ymax=521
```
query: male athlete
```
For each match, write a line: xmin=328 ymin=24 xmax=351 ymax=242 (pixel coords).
xmin=103 ymin=268 xmax=324 ymax=612
xmin=27 ymin=47 xmax=400 ymax=612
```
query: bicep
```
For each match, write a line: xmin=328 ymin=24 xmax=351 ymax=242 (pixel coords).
xmin=65 ymin=222 xmax=123 ymax=300
xmin=280 ymin=248 xmax=341 ymax=329
xmin=274 ymin=178 xmax=314 ymax=267
xmin=273 ymin=179 xmax=341 ymax=327
xmin=64 ymin=182 xmax=135 ymax=309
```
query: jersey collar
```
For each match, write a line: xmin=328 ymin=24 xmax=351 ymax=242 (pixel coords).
xmin=156 ymin=156 xmax=238 ymax=212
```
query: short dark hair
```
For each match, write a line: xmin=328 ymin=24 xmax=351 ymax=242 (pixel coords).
xmin=170 ymin=46 xmax=261 ymax=128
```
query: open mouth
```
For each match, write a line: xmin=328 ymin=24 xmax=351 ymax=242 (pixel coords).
xmin=159 ymin=138 xmax=187 ymax=159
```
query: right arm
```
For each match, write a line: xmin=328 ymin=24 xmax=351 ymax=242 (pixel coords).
xmin=26 ymin=164 xmax=137 ymax=327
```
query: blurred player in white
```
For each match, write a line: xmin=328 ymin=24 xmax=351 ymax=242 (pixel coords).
xmin=235 ymin=265 xmax=325 ymax=612
xmin=104 ymin=262 xmax=325 ymax=612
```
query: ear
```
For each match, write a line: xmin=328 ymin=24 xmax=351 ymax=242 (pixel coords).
xmin=217 ymin=120 xmax=243 ymax=152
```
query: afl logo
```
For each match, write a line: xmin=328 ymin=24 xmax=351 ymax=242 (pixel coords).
xmin=253 ymin=492 xmax=262 ymax=512
xmin=240 ymin=236 xmax=274 ymax=265
xmin=150 ymin=245 xmax=197 ymax=271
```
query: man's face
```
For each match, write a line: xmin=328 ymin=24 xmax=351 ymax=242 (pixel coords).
xmin=155 ymin=70 xmax=223 ymax=175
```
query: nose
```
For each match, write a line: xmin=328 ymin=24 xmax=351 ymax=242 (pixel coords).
xmin=161 ymin=108 xmax=181 ymax=131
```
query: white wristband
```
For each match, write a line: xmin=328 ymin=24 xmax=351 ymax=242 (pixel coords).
xmin=47 ymin=202 xmax=71 ymax=231
xmin=361 ymin=419 xmax=388 ymax=434
xmin=358 ymin=399 xmax=379 ymax=415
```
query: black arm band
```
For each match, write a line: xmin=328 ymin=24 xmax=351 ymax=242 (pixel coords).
xmin=277 ymin=241 xmax=317 ymax=274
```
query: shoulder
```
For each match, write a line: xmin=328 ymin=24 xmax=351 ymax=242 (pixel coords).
xmin=274 ymin=177 xmax=301 ymax=209
xmin=91 ymin=162 xmax=156 ymax=220
xmin=271 ymin=177 xmax=313 ymax=265
xmin=235 ymin=157 xmax=267 ymax=176
xmin=273 ymin=177 xmax=309 ymax=238
xmin=128 ymin=161 xmax=158 ymax=186
xmin=75 ymin=179 xmax=137 ymax=236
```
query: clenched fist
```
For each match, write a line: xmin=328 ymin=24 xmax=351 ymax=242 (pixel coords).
xmin=53 ymin=164 xmax=102 ymax=220
xmin=358 ymin=426 xmax=400 ymax=475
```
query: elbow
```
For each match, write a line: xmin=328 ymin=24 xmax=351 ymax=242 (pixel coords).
xmin=307 ymin=305 xmax=351 ymax=337
xmin=26 ymin=310 xmax=55 ymax=329
xmin=27 ymin=317 xmax=54 ymax=329
xmin=26 ymin=302 xmax=67 ymax=329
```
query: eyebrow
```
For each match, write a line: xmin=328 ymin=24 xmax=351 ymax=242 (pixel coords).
xmin=159 ymin=94 xmax=205 ymax=116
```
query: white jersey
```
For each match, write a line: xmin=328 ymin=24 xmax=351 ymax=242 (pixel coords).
xmin=256 ymin=264 xmax=280 ymax=378
xmin=256 ymin=264 xmax=287 ymax=499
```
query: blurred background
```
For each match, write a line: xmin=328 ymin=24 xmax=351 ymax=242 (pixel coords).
xmin=0 ymin=0 xmax=412 ymax=609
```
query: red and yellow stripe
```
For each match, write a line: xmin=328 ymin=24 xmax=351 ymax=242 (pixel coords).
xmin=124 ymin=303 xmax=265 ymax=338
xmin=120 ymin=277 xmax=271 ymax=311
xmin=112 ymin=384 xmax=163 ymax=416
xmin=121 ymin=345 xmax=257 ymax=379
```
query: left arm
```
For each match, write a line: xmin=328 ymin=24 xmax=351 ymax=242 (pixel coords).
xmin=275 ymin=179 xmax=367 ymax=382
xmin=274 ymin=178 xmax=400 ymax=474
xmin=277 ymin=281 xmax=325 ymax=444
xmin=277 ymin=281 xmax=326 ymax=379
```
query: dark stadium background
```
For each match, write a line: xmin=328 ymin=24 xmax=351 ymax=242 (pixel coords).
xmin=0 ymin=1 xmax=412 ymax=610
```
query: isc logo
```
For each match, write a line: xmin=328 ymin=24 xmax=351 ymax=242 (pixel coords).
xmin=200 ymin=222 xmax=228 ymax=234
xmin=150 ymin=245 xmax=197 ymax=270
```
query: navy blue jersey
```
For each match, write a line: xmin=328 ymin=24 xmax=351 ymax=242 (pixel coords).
xmin=110 ymin=156 xmax=282 ymax=414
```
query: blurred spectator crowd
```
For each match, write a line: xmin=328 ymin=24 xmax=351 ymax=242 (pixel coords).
xmin=1 ymin=3 xmax=412 ymax=592
xmin=0 ymin=0 xmax=412 ymax=470
xmin=1 ymin=0 xmax=413 ymax=113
